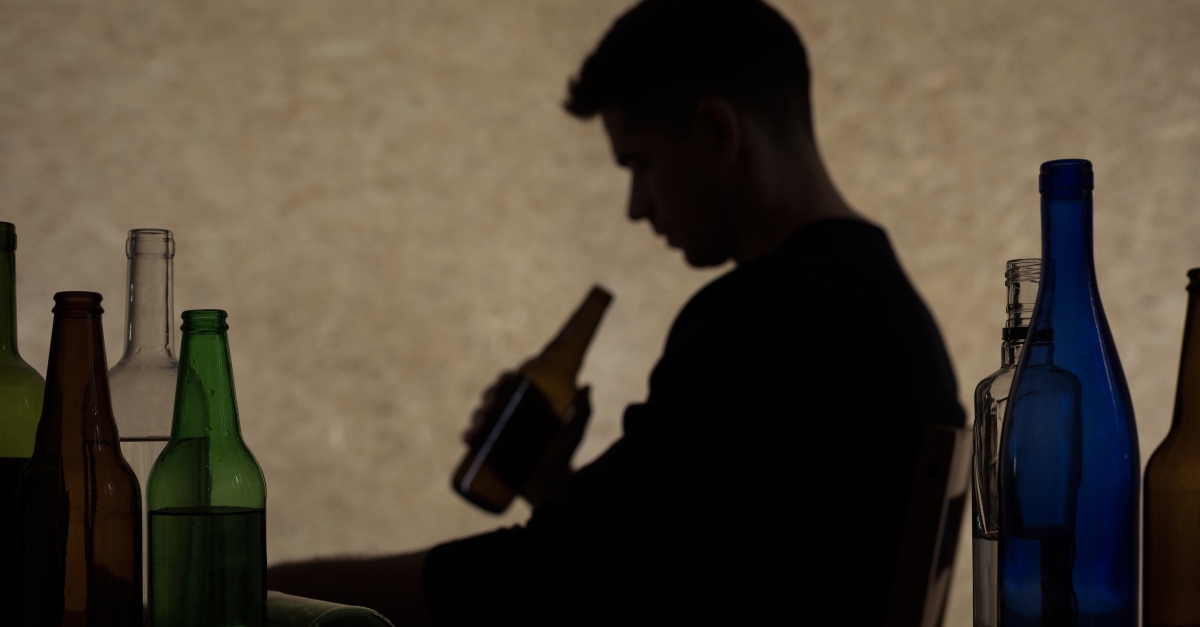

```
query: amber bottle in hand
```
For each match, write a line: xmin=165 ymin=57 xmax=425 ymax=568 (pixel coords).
xmin=453 ymin=285 xmax=612 ymax=513
xmin=16 ymin=292 xmax=142 ymax=626
xmin=1145 ymin=268 xmax=1200 ymax=627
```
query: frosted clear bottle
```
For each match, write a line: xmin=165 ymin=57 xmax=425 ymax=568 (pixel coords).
xmin=108 ymin=228 xmax=177 ymax=604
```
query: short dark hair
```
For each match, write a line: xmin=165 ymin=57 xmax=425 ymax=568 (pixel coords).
xmin=564 ymin=0 xmax=813 ymax=138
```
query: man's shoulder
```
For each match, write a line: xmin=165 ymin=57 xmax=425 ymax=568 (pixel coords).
xmin=670 ymin=218 xmax=897 ymax=335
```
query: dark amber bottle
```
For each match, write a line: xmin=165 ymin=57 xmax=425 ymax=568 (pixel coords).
xmin=453 ymin=285 xmax=612 ymax=513
xmin=15 ymin=292 xmax=141 ymax=626
xmin=1145 ymin=268 xmax=1200 ymax=627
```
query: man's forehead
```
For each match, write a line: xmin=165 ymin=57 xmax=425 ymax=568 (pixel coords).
xmin=601 ymin=107 xmax=652 ymax=155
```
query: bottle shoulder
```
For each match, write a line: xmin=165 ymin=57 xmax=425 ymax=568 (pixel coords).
xmin=149 ymin=435 xmax=266 ymax=509
xmin=21 ymin=438 xmax=140 ymax=487
xmin=0 ymin=357 xmax=45 ymax=386
xmin=110 ymin=353 xmax=179 ymax=376
xmin=518 ymin=360 xmax=576 ymax=416
xmin=1147 ymin=432 xmax=1200 ymax=480
xmin=108 ymin=362 xmax=177 ymax=429
xmin=975 ymin=364 xmax=1016 ymax=397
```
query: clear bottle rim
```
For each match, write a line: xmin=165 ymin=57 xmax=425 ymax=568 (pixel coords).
xmin=127 ymin=228 xmax=175 ymax=259
xmin=1005 ymin=258 xmax=1041 ymax=284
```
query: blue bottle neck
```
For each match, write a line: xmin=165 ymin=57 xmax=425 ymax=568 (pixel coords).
xmin=1040 ymin=188 xmax=1095 ymax=295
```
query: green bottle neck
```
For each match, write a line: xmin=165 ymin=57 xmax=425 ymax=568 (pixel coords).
xmin=171 ymin=328 xmax=244 ymax=441
xmin=0 ymin=249 xmax=19 ymax=356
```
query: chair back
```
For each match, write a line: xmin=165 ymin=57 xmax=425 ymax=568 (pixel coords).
xmin=885 ymin=423 xmax=972 ymax=627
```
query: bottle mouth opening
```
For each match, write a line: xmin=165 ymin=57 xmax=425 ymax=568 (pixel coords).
xmin=181 ymin=309 xmax=229 ymax=331
xmin=127 ymin=229 xmax=175 ymax=259
xmin=53 ymin=291 xmax=104 ymax=314
xmin=1004 ymin=258 xmax=1041 ymax=284
xmin=1039 ymin=159 xmax=1093 ymax=193
xmin=0 ymin=222 xmax=15 ymax=251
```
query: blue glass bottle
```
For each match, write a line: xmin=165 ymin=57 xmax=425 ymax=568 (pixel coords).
xmin=998 ymin=159 xmax=1139 ymax=626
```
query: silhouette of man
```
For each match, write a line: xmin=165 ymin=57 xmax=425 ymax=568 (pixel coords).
xmin=269 ymin=1 xmax=965 ymax=624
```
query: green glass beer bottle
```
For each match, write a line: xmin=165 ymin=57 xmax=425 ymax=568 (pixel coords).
xmin=16 ymin=291 xmax=142 ymax=625
xmin=148 ymin=310 xmax=267 ymax=627
xmin=0 ymin=222 xmax=45 ymax=611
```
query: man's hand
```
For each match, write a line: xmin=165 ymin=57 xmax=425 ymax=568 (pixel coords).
xmin=522 ymin=385 xmax=590 ymax=507
xmin=462 ymin=371 xmax=519 ymax=446
xmin=464 ymin=372 xmax=591 ymax=508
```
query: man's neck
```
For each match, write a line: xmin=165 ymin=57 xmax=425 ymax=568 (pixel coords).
xmin=731 ymin=129 xmax=863 ymax=265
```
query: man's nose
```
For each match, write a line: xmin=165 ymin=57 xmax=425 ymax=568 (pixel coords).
xmin=627 ymin=176 xmax=651 ymax=222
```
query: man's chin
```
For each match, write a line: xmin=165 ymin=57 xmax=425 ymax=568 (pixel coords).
xmin=682 ymin=248 xmax=729 ymax=269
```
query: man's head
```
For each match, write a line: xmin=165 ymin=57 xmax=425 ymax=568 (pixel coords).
xmin=565 ymin=0 xmax=817 ymax=267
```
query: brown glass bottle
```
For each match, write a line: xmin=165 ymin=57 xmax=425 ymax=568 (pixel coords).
xmin=15 ymin=292 xmax=142 ymax=626
xmin=1145 ymin=268 xmax=1200 ymax=627
xmin=453 ymin=285 xmax=612 ymax=513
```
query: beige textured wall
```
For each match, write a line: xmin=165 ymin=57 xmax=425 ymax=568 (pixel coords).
xmin=2 ymin=0 xmax=1198 ymax=622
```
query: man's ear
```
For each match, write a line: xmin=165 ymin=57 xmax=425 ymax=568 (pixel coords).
xmin=694 ymin=98 xmax=742 ymax=166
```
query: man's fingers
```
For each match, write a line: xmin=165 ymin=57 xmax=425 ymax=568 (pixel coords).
xmin=464 ymin=371 xmax=518 ymax=445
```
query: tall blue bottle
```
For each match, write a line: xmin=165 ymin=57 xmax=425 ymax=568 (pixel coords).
xmin=999 ymin=159 xmax=1139 ymax=626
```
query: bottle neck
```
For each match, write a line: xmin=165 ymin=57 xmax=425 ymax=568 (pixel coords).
xmin=41 ymin=301 xmax=119 ymax=448
xmin=121 ymin=251 xmax=174 ymax=364
xmin=1040 ymin=189 xmax=1096 ymax=301
xmin=1171 ymin=279 xmax=1200 ymax=439
xmin=537 ymin=286 xmax=612 ymax=379
xmin=172 ymin=328 xmax=243 ymax=441
xmin=1001 ymin=258 xmax=1038 ymax=370
xmin=1002 ymin=340 xmax=1024 ymax=368
xmin=0 ymin=249 xmax=17 ymax=355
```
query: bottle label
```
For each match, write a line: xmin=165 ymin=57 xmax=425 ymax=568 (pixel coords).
xmin=465 ymin=376 xmax=562 ymax=492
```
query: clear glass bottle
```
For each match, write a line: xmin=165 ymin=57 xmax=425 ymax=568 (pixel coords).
xmin=973 ymin=258 xmax=1039 ymax=627
xmin=999 ymin=160 xmax=1139 ymax=626
xmin=109 ymin=228 xmax=177 ymax=604
xmin=1143 ymin=268 xmax=1200 ymax=627
xmin=0 ymin=222 xmax=45 ymax=612
xmin=453 ymin=285 xmax=612 ymax=513
xmin=16 ymin=292 xmax=142 ymax=625
xmin=148 ymin=309 xmax=267 ymax=627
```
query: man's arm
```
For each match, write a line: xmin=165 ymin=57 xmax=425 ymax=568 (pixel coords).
xmin=266 ymin=551 xmax=432 ymax=625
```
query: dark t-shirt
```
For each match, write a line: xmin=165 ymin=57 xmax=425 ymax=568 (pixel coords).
xmin=424 ymin=219 xmax=965 ymax=625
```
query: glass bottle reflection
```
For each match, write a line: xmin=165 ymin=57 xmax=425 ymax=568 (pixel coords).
xmin=0 ymin=222 xmax=45 ymax=612
xmin=148 ymin=309 xmax=266 ymax=627
xmin=973 ymin=258 xmax=1038 ymax=627
xmin=15 ymin=291 xmax=142 ymax=626
xmin=109 ymin=228 xmax=177 ymax=605
xmin=998 ymin=160 xmax=1139 ymax=627
xmin=1143 ymin=269 xmax=1200 ymax=627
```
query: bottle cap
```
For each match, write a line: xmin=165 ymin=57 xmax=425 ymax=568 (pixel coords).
xmin=1039 ymin=159 xmax=1093 ymax=193
xmin=1188 ymin=268 xmax=1200 ymax=293
xmin=53 ymin=291 xmax=104 ymax=314
xmin=181 ymin=309 xmax=229 ymax=332
xmin=0 ymin=222 xmax=15 ymax=251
